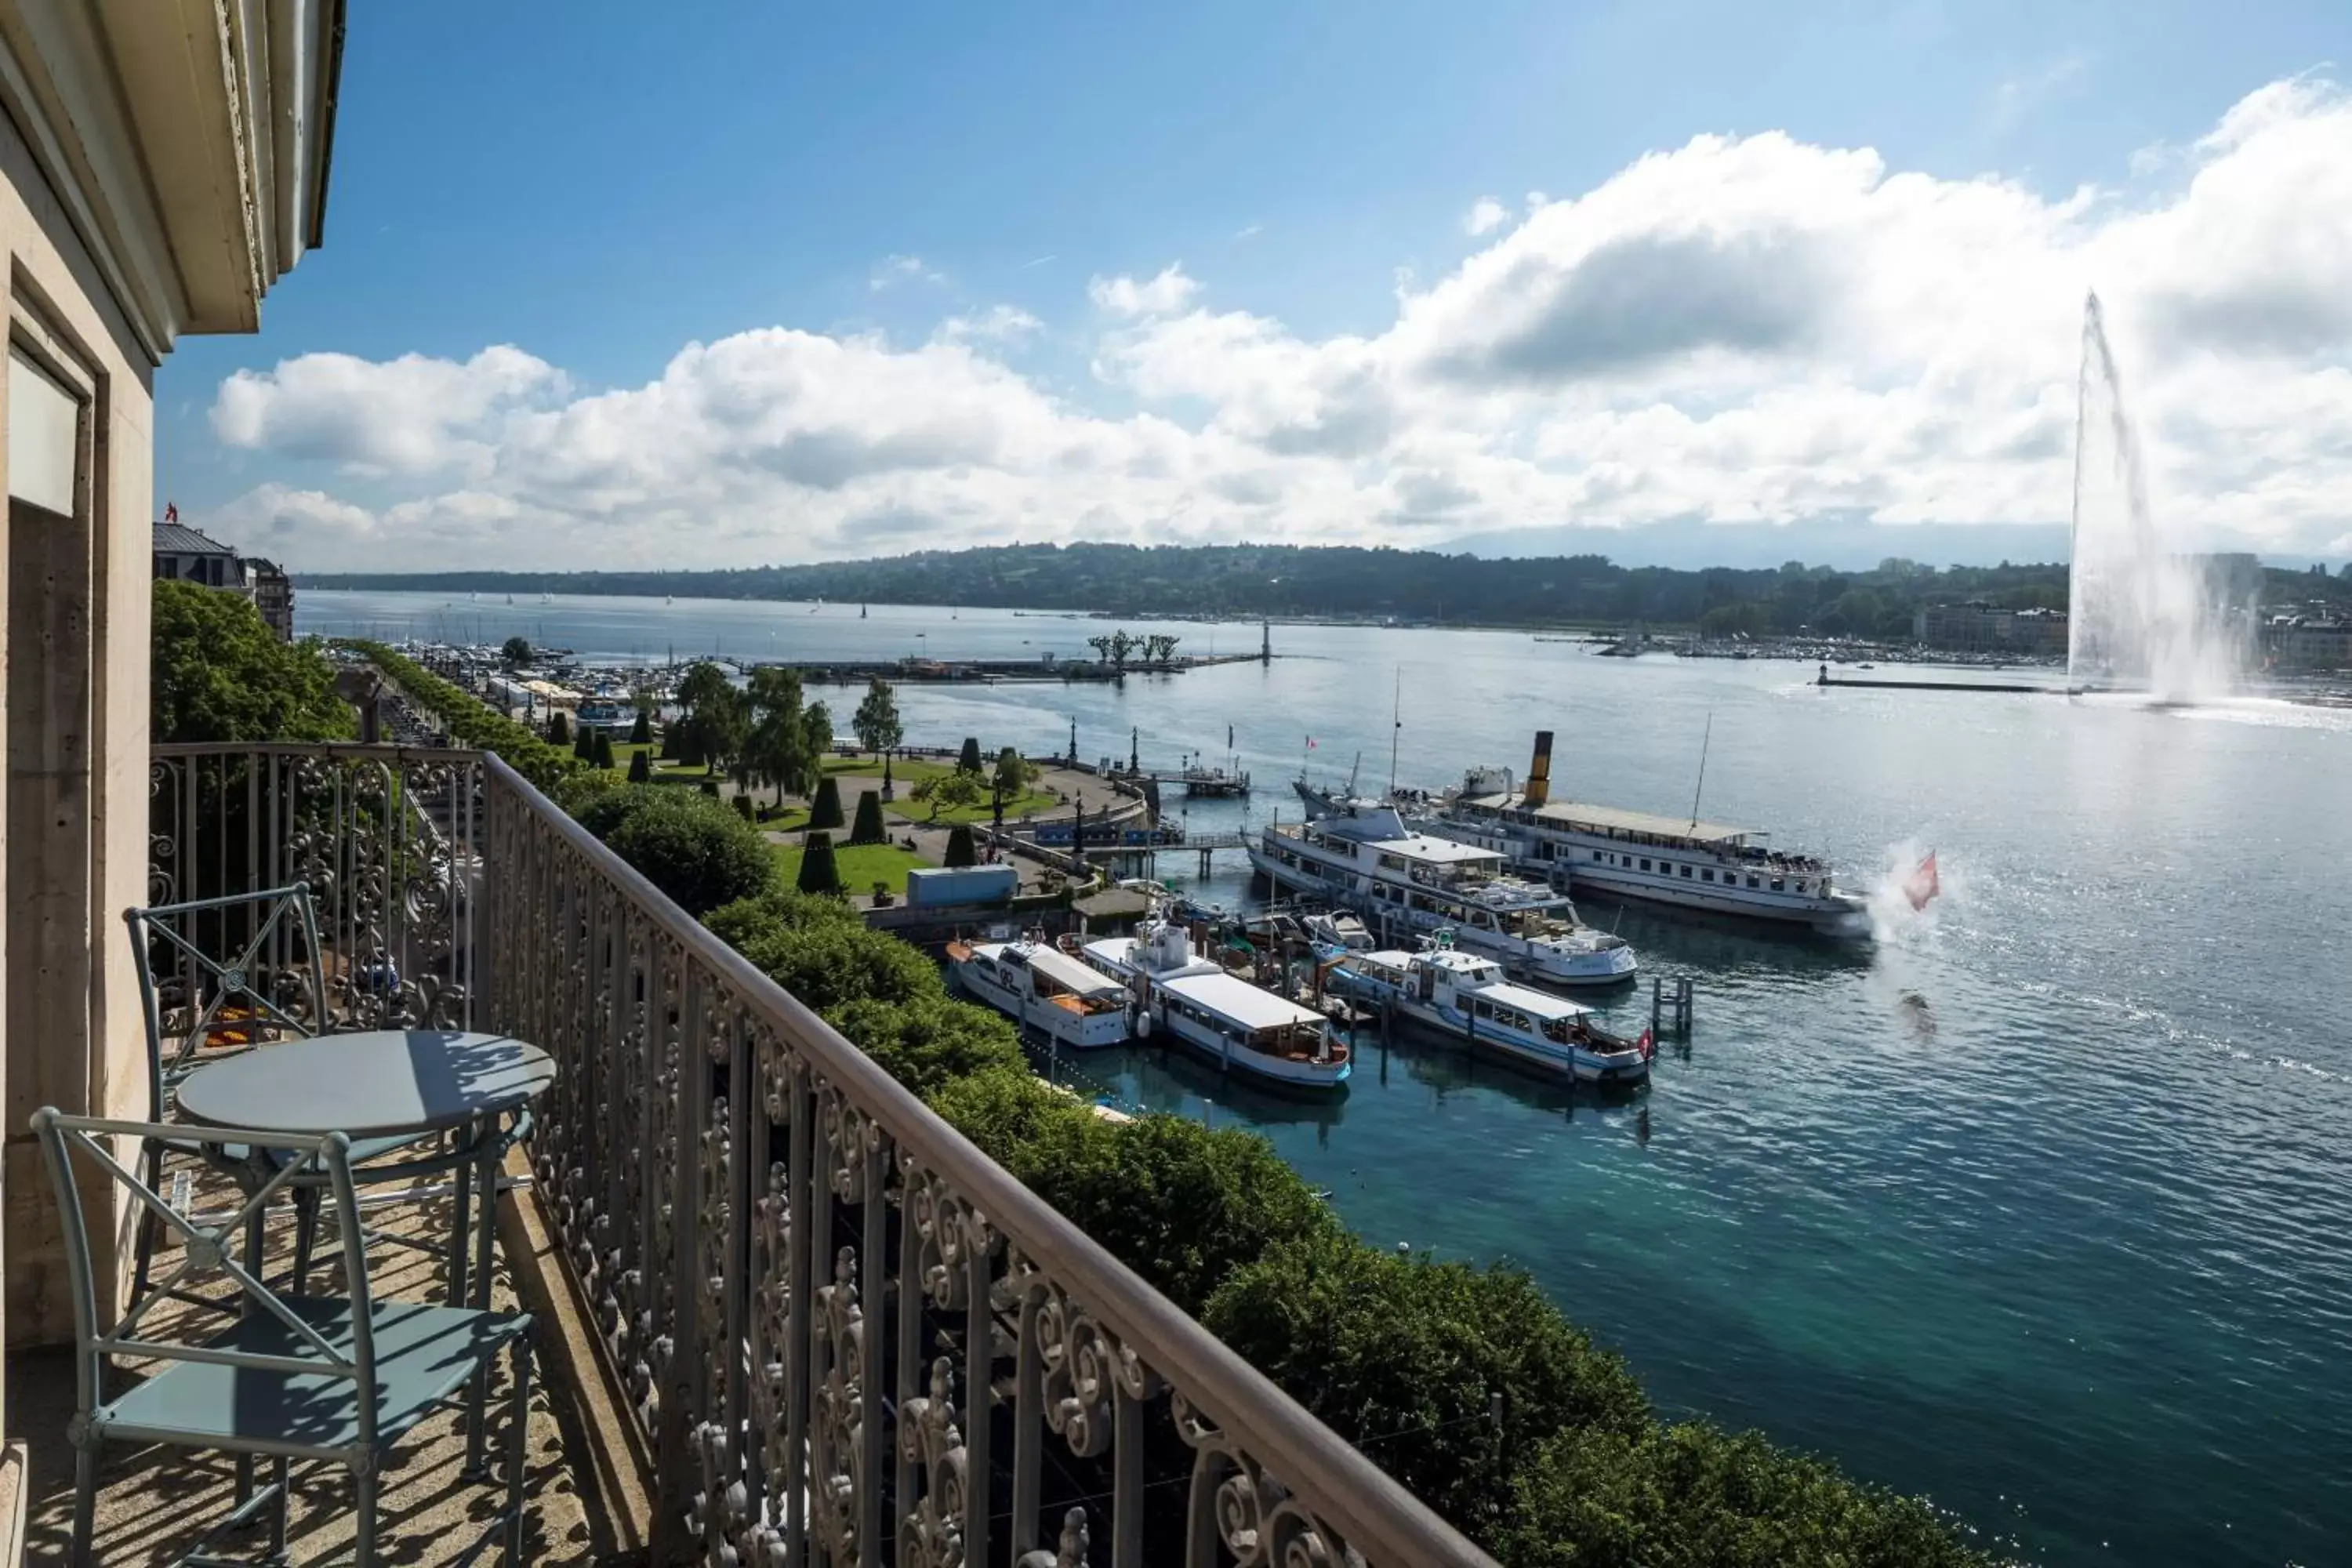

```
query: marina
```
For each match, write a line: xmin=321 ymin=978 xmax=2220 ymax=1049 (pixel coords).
xmin=297 ymin=590 xmax=2352 ymax=1568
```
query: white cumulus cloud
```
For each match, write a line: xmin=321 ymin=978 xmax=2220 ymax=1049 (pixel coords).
xmin=1465 ymin=197 xmax=1509 ymax=236
xmin=201 ymin=78 xmax=2352 ymax=572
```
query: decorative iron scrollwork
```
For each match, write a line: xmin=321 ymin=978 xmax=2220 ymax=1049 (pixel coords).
xmin=898 ymin=1356 xmax=969 ymax=1568
xmin=811 ymin=1246 xmax=866 ymax=1563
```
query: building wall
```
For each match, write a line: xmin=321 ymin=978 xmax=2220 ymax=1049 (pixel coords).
xmin=0 ymin=94 xmax=157 ymax=1355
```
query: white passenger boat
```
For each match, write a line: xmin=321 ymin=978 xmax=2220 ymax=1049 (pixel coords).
xmin=1247 ymin=806 xmax=1639 ymax=987
xmin=946 ymin=937 xmax=1133 ymax=1050
xmin=1327 ymin=945 xmax=1653 ymax=1085
xmin=1423 ymin=731 xmax=1871 ymax=938
xmin=1083 ymin=918 xmax=1351 ymax=1091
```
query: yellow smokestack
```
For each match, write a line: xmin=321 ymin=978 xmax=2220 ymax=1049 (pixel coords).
xmin=1524 ymin=730 xmax=1555 ymax=809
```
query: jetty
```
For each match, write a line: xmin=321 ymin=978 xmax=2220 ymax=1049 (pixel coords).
xmin=1816 ymin=665 xmax=2053 ymax=695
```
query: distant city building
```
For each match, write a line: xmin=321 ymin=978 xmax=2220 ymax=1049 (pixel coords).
xmin=2263 ymin=610 xmax=2352 ymax=671
xmin=243 ymin=557 xmax=295 ymax=639
xmin=1913 ymin=601 xmax=2069 ymax=654
xmin=152 ymin=523 xmax=296 ymax=639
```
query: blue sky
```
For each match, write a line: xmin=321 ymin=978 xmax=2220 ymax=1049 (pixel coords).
xmin=170 ymin=2 xmax=2352 ymax=569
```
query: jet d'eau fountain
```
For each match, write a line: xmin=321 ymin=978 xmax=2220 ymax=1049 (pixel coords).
xmin=2067 ymin=292 xmax=2251 ymax=700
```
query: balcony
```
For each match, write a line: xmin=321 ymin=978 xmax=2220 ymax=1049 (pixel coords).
xmin=11 ymin=742 xmax=1489 ymax=1566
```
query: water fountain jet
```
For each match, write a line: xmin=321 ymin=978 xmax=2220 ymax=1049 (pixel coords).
xmin=2067 ymin=293 xmax=2247 ymax=700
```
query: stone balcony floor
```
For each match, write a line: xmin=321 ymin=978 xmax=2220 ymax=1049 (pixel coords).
xmin=9 ymin=1172 xmax=615 ymax=1566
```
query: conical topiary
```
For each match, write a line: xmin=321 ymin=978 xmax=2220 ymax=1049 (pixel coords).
xmin=848 ymin=789 xmax=885 ymax=845
xmin=797 ymin=830 xmax=842 ymax=895
xmin=808 ymin=775 xmax=845 ymax=833
xmin=572 ymin=724 xmax=593 ymax=760
xmin=957 ymin=736 xmax=983 ymax=775
xmin=548 ymin=711 xmax=571 ymax=746
xmin=630 ymin=710 xmax=652 ymax=746
xmin=627 ymin=749 xmax=652 ymax=784
xmin=658 ymin=721 xmax=677 ymax=760
xmin=732 ymin=793 xmax=753 ymax=820
xmin=943 ymin=823 xmax=978 ymax=868
xmin=593 ymin=730 xmax=616 ymax=769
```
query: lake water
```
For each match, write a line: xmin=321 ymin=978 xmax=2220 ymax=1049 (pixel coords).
xmin=303 ymin=590 xmax=2352 ymax=1566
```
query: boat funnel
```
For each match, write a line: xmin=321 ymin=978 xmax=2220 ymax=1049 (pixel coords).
xmin=1524 ymin=731 xmax=1555 ymax=808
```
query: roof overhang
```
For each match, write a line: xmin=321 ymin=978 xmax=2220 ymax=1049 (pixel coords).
xmin=0 ymin=0 xmax=344 ymax=363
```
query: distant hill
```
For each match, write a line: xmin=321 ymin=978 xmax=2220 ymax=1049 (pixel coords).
xmin=301 ymin=542 xmax=2096 ymax=637
xmin=1443 ymin=517 xmax=2074 ymax=570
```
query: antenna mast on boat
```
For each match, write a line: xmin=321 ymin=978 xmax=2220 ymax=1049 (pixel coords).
xmin=1688 ymin=710 xmax=1714 ymax=833
xmin=1387 ymin=668 xmax=1403 ymax=798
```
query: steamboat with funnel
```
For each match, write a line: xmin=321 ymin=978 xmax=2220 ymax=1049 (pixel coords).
xmin=1416 ymin=731 xmax=1871 ymax=938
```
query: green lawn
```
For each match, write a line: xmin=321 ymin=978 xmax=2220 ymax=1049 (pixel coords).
xmin=771 ymin=840 xmax=933 ymax=896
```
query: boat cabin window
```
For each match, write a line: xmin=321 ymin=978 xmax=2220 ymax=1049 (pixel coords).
xmin=1700 ymin=869 xmax=1714 ymax=881
xmin=1772 ymin=877 xmax=1785 ymax=891
xmin=1747 ymin=875 xmax=1759 ymax=888
xmin=1639 ymin=858 xmax=1651 ymax=871
xmin=1679 ymin=865 xmax=1693 ymax=878
xmin=1795 ymin=880 xmax=1809 ymax=894
xmin=1592 ymin=850 xmax=1603 ymax=861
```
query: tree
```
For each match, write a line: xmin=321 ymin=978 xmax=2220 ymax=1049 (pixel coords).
xmin=943 ymin=823 xmax=978 ymax=867
xmin=956 ymin=736 xmax=984 ymax=775
xmin=808 ymin=775 xmax=845 ymax=833
xmin=797 ymin=830 xmax=842 ymax=895
xmin=592 ymin=729 xmax=615 ymax=769
xmin=911 ymin=770 xmax=983 ymax=822
xmin=989 ymin=746 xmax=1033 ymax=805
xmin=152 ymin=582 xmax=356 ymax=744
xmin=851 ymin=677 xmax=902 ymax=759
xmin=746 ymin=666 xmax=817 ymax=807
xmin=848 ymin=789 xmax=886 ymax=845
xmin=501 ymin=635 xmax=532 ymax=668
xmin=803 ymin=699 xmax=833 ymax=760
xmin=677 ymin=661 xmax=748 ymax=775
xmin=626 ymin=749 xmax=652 ymax=784
xmin=597 ymin=790 xmax=775 ymax=916
xmin=547 ymin=710 xmax=571 ymax=746
xmin=630 ymin=708 xmax=652 ymax=746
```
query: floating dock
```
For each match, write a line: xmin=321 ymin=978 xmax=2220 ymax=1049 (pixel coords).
xmin=1816 ymin=670 xmax=2053 ymax=695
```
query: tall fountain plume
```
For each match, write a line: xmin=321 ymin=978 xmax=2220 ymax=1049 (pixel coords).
xmin=2067 ymin=292 xmax=2246 ymax=699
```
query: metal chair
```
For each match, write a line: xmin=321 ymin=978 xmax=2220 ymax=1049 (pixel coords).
xmin=34 ymin=1109 xmax=535 ymax=1568
xmin=124 ymin=887 xmax=517 ymax=1308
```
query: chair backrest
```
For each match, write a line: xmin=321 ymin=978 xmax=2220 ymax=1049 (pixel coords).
xmin=32 ymin=1109 xmax=379 ymax=1454
xmin=125 ymin=884 xmax=328 ymax=1118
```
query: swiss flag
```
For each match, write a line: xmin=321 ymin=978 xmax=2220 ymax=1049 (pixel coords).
xmin=1903 ymin=851 xmax=1941 ymax=912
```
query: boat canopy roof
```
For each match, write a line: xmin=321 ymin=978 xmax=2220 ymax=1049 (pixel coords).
xmin=1160 ymin=972 xmax=1326 ymax=1032
xmin=1022 ymin=946 xmax=1129 ymax=999
xmin=1464 ymin=793 xmax=1760 ymax=847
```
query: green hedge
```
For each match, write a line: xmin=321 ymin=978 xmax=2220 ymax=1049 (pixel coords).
xmin=579 ymin=782 xmax=1989 ymax=1568
xmin=339 ymin=640 xmax=579 ymax=788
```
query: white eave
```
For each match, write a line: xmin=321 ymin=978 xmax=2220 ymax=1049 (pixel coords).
xmin=0 ymin=0 xmax=343 ymax=363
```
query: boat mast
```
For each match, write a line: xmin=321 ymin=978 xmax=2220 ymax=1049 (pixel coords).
xmin=1688 ymin=710 xmax=1714 ymax=832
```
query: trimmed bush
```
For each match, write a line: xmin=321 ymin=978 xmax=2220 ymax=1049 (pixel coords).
xmin=931 ymin=1074 xmax=1339 ymax=1316
xmin=1204 ymin=1232 xmax=1650 ymax=1532
xmin=956 ymin=736 xmax=983 ymax=774
xmin=943 ymin=823 xmax=978 ymax=868
xmin=626 ymin=749 xmax=652 ymax=784
xmin=825 ymin=996 xmax=1025 ymax=1098
xmin=848 ymin=789 xmax=886 ymax=845
xmin=808 ymin=775 xmax=845 ymax=832
xmin=597 ymin=790 xmax=775 ymax=916
xmin=733 ymin=793 xmax=754 ymax=821
xmin=593 ymin=729 xmax=616 ymax=769
xmin=659 ymin=722 xmax=678 ymax=760
xmin=1501 ymin=1422 xmax=1986 ymax=1568
xmin=547 ymin=711 xmax=571 ymax=746
xmin=699 ymin=778 xmax=720 ymax=797
xmin=796 ymin=830 xmax=842 ymax=895
xmin=630 ymin=710 xmax=652 ymax=746
xmin=704 ymin=887 xmax=862 ymax=949
xmin=572 ymin=724 xmax=594 ymax=760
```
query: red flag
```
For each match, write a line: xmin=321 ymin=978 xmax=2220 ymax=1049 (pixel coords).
xmin=1305 ymin=736 xmax=1316 ymax=749
xmin=1636 ymin=1026 xmax=1654 ymax=1061
xmin=1903 ymin=851 xmax=1940 ymax=912
xmin=164 ymin=502 xmax=178 ymax=523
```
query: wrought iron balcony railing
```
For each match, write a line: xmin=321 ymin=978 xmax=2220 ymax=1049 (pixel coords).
xmin=148 ymin=743 xmax=1494 ymax=1568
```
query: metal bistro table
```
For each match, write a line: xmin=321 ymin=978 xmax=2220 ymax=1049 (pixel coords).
xmin=175 ymin=1030 xmax=557 ymax=1311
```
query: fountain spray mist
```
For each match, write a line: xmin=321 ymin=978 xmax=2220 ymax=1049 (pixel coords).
xmin=2067 ymin=293 xmax=2248 ymax=700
